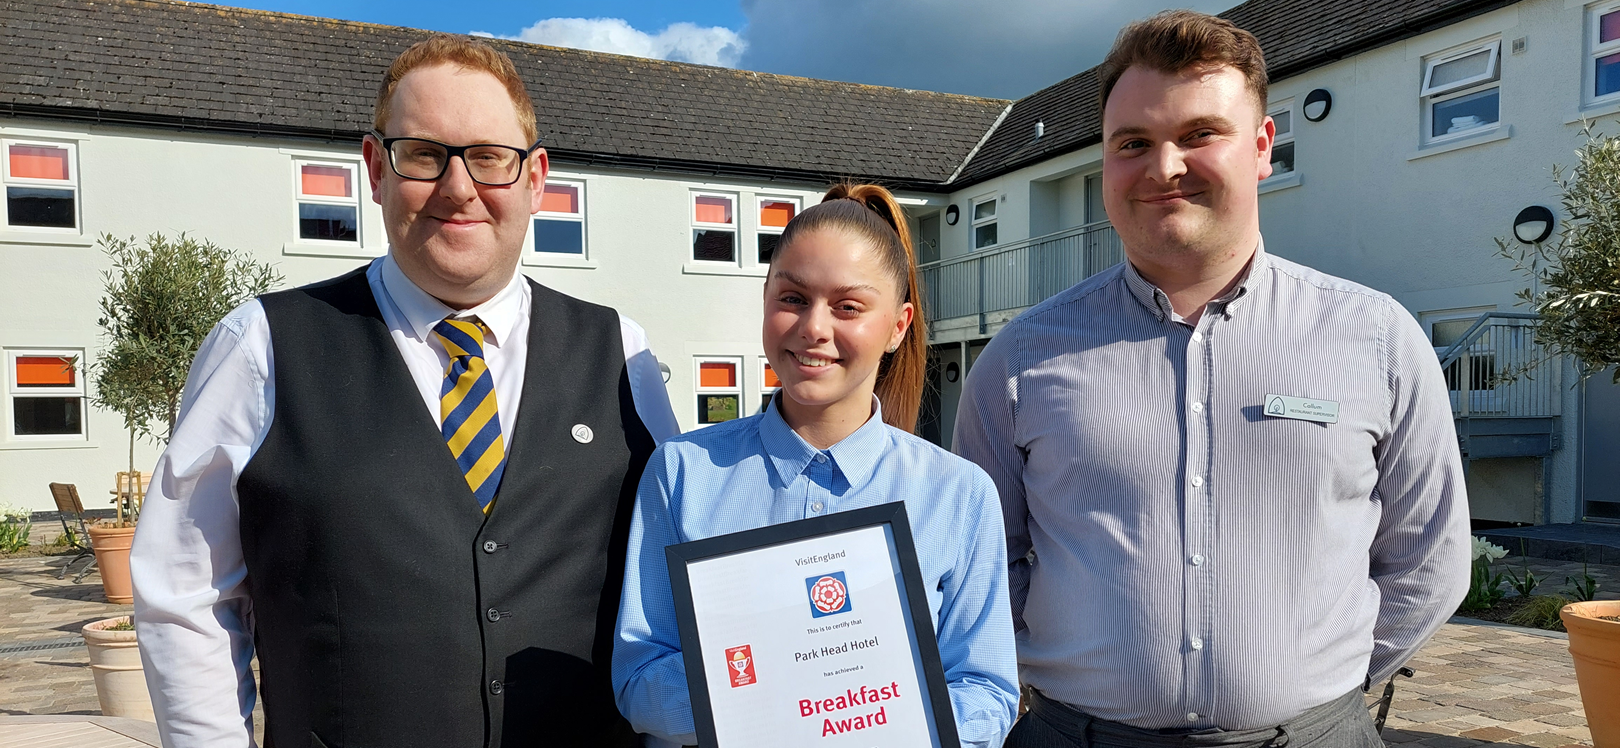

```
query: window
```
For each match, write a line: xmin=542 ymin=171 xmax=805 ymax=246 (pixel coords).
xmin=296 ymin=161 xmax=359 ymax=242
xmin=1426 ymin=311 xmax=1500 ymax=413
xmin=972 ymin=196 xmax=998 ymax=249
xmin=692 ymin=193 xmax=737 ymax=263
xmin=1083 ymin=173 xmax=1105 ymax=225
xmin=7 ymin=351 xmax=84 ymax=439
xmin=3 ymin=141 xmax=78 ymax=230
xmin=534 ymin=180 xmax=585 ymax=255
xmin=695 ymin=358 xmax=741 ymax=425
xmin=1591 ymin=1 xmax=1620 ymax=103
xmin=759 ymin=358 xmax=781 ymax=413
xmin=1420 ymin=40 xmax=1501 ymax=142
xmin=756 ymin=197 xmax=798 ymax=263
xmin=1267 ymin=102 xmax=1295 ymax=177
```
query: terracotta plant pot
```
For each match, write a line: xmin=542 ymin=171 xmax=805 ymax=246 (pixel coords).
xmin=86 ymin=523 xmax=136 ymax=604
xmin=1560 ymin=600 xmax=1620 ymax=747
xmin=81 ymin=616 xmax=153 ymax=720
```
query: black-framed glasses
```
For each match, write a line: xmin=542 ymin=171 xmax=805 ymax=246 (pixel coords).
xmin=375 ymin=134 xmax=545 ymax=186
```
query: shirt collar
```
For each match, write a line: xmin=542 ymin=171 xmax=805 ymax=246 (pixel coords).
xmin=758 ymin=394 xmax=889 ymax=490
xmin=1121 ymin=236 xmax=1270 ymax=322
xmin=380 ymin=251 xmax=527 ymax=347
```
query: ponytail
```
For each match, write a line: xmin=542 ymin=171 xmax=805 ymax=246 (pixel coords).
xmin=773 ymin=182 xmax=927 ymax=433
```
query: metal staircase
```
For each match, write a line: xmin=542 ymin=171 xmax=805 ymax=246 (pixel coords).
xmin=1435 ymin=312 xmax=1562 ymax=460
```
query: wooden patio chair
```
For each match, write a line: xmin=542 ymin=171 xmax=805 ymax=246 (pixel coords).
xmin=47 ymin=482 xmax=98 ymax=583
xmin=109 ymin=471 xmax=150 ymax=522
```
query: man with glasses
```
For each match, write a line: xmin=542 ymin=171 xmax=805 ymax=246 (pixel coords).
xmin=131 ymin=35 xmax=679 ymax=748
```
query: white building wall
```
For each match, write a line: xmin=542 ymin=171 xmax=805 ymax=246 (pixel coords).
xmin=0 ymin=118 xmax=856 ymax=512
xmin=927 ymin=0 xmax=1614 ymax=523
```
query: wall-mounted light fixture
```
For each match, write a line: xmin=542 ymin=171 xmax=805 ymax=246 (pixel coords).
xmin=945 ymin=362 xmax=960 ymax=383
xmin=1513 ymin=206 xmax=1555 ymax=244
xmin=1303 ymin=89 xmax=1332 ymax=122
xmin=659 ymin=362 xmax=672 ymax=383
xmin=945 ymin=205 xmax=960 ymax=226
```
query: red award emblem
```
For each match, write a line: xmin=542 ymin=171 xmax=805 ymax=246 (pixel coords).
xmin=808 ymin=574 xmax=849 ymax=615
xmin=725 ymin=644 xmax=756 ymax=688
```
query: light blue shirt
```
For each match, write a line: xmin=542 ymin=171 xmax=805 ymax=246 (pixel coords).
xmin=614 ymin=397 xmax=1020 ymax=748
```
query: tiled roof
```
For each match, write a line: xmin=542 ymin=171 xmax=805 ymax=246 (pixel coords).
xmin=0 ymin=0 xmax=1010 ymax=187
xmin=0 ymin=0 xmax=1524 ymax=190
xmin=950 ymin=0 xmax=1516 ymax=186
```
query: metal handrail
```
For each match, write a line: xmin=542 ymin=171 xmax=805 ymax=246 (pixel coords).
xmin=1437 ymin=312 xmax=1539 ymax=368
xmin=917 ymin=221 xmax=1108 ymax=272
xmin=918 ymin=221 xmax=1122 ymax=333
xmin=1433 ymin=312 xmax=1559 ymax=419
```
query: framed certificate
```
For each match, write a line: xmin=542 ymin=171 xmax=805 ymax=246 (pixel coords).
xmin=666 ymin=501 xmax=960 ymax=748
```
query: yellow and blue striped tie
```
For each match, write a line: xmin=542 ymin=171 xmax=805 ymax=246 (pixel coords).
xmin=433 ymin=317 xmax=506 ymax=513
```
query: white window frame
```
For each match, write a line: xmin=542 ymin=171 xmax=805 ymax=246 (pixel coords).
xmin=2 ymin=138 xmax=80 ymax=234
xmin=1420 ymin=40 xmax=1501 ymax=98
xmin=694 ymin=356 xmax=743 ymax=426
xmin=755 ymin=195 xmax=800 ymax=264
xmin=971 ymin=194 xmax=999 ymax=250
xmin=292 ymin=159 xmax=361 ymax=246
xmin=1263 ymin=99 xmax=1296 ymax=182
xmin=5 ymin=349 xmax=86 ymax=442
xmin=1589 ymin=0 xmax=1620 ymax=106
xmin=531 ymin=178 xmax=587 ymax=257
xmin=1419 ymin=39 xmax=1503 ymax=145
xmin=758 ymin=356 xmax=781 ymax=414
xmin=691 ymin=191 xmax=739 ymax=265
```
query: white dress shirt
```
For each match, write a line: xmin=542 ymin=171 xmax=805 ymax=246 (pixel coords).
xmin=129 ymin=254 xmax=680 ymax=748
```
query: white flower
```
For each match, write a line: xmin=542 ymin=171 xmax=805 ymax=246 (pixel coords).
xmin=1471 ymin=535 xmax=1508 ymax=562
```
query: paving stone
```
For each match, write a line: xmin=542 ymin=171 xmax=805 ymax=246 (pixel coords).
xmin=1461 ymin=726 xmax=1523 ymax=742
xmin=1511 ymin=733 xmax=1575 ymax=748
xmin=1413 ymin=735 xmax=1484 ymax=748
xmin=1533 ymin=714 xmax=1586 ymax=728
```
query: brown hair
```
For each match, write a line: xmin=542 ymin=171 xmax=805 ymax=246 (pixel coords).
xmin=374 ymin=34 xmax=539 ymax=144
xmin=1097 ymin=10 xmax=1268 ymax=119
xmin=773 ymin=183 xmax=927 ymax=433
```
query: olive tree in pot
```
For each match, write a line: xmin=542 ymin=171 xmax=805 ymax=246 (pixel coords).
xmin=1501 ymin=123 xmax=1620 ymax=745
xmin=83 ymin=232 xmax=278 ymax=718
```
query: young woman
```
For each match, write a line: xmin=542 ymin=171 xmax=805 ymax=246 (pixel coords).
xmin=612 ymin=184 xmax=1019 ymax=748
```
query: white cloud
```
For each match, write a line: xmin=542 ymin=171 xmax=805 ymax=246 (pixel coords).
xmin=473 ymin=17 xmax=746 ymax=68
xmin=737 ymin=0 xmax=1242 ymax=99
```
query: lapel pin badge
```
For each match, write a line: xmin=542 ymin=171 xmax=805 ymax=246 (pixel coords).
xmin=571 ymin=424 xmax=594 ymax=444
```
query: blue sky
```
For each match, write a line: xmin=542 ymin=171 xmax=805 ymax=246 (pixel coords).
xmin=220 ymin=1 xmax=1241 ymax=99
xmin=222 ymin=1 xmax=745 ymax=38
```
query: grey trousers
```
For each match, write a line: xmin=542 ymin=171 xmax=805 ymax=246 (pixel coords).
xmin=1004 ymin=688 xmax=1382 ymax=748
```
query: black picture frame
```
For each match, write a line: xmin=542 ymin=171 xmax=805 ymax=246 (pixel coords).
xmin=664 ymin=501 xmax=960 ymax=748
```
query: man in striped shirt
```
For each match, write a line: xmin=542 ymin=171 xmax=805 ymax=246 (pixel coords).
xmin=953 ymin=11 xmax=1470 ymax=748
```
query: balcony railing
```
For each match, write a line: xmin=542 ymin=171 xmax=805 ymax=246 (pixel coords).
xmin=1436 ymin=312 xmax=1561 ymax=419
xmin=920 ymin=222 xmax=1122 ymax=333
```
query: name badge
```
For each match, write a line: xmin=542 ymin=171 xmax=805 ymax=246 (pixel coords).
xmin=1264 ymin=394 xmax=1339 ymax=424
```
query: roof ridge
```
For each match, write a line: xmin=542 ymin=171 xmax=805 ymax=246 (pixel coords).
xmin=945 ymin=103 xmax=1012 ymax=184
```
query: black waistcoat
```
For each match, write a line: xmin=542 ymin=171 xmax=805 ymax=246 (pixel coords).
xmin=238 ymin=268 xmax=654 ymax=748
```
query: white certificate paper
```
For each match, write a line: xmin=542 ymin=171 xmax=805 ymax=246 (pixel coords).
xmin=681 ymin=522 xmax=942 ymax=746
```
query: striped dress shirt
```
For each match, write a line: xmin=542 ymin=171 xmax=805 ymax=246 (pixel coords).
xmin=952 ymin=240 xmax=1471 ymax=731
xmin=614 ymin=397 xmax=1021 ymax=748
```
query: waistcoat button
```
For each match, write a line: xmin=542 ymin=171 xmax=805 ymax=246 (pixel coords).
xmin=487 ymin=607 xmax=501 ymax=622
xmin=483 ymin=540 xmax=499 ymax=553
xmin=490 ymin=680 xmax=504 ymax=695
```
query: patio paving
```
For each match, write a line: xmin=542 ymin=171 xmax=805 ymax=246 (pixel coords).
xmin=0 ymin=554 xmax=1608 ymax=746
